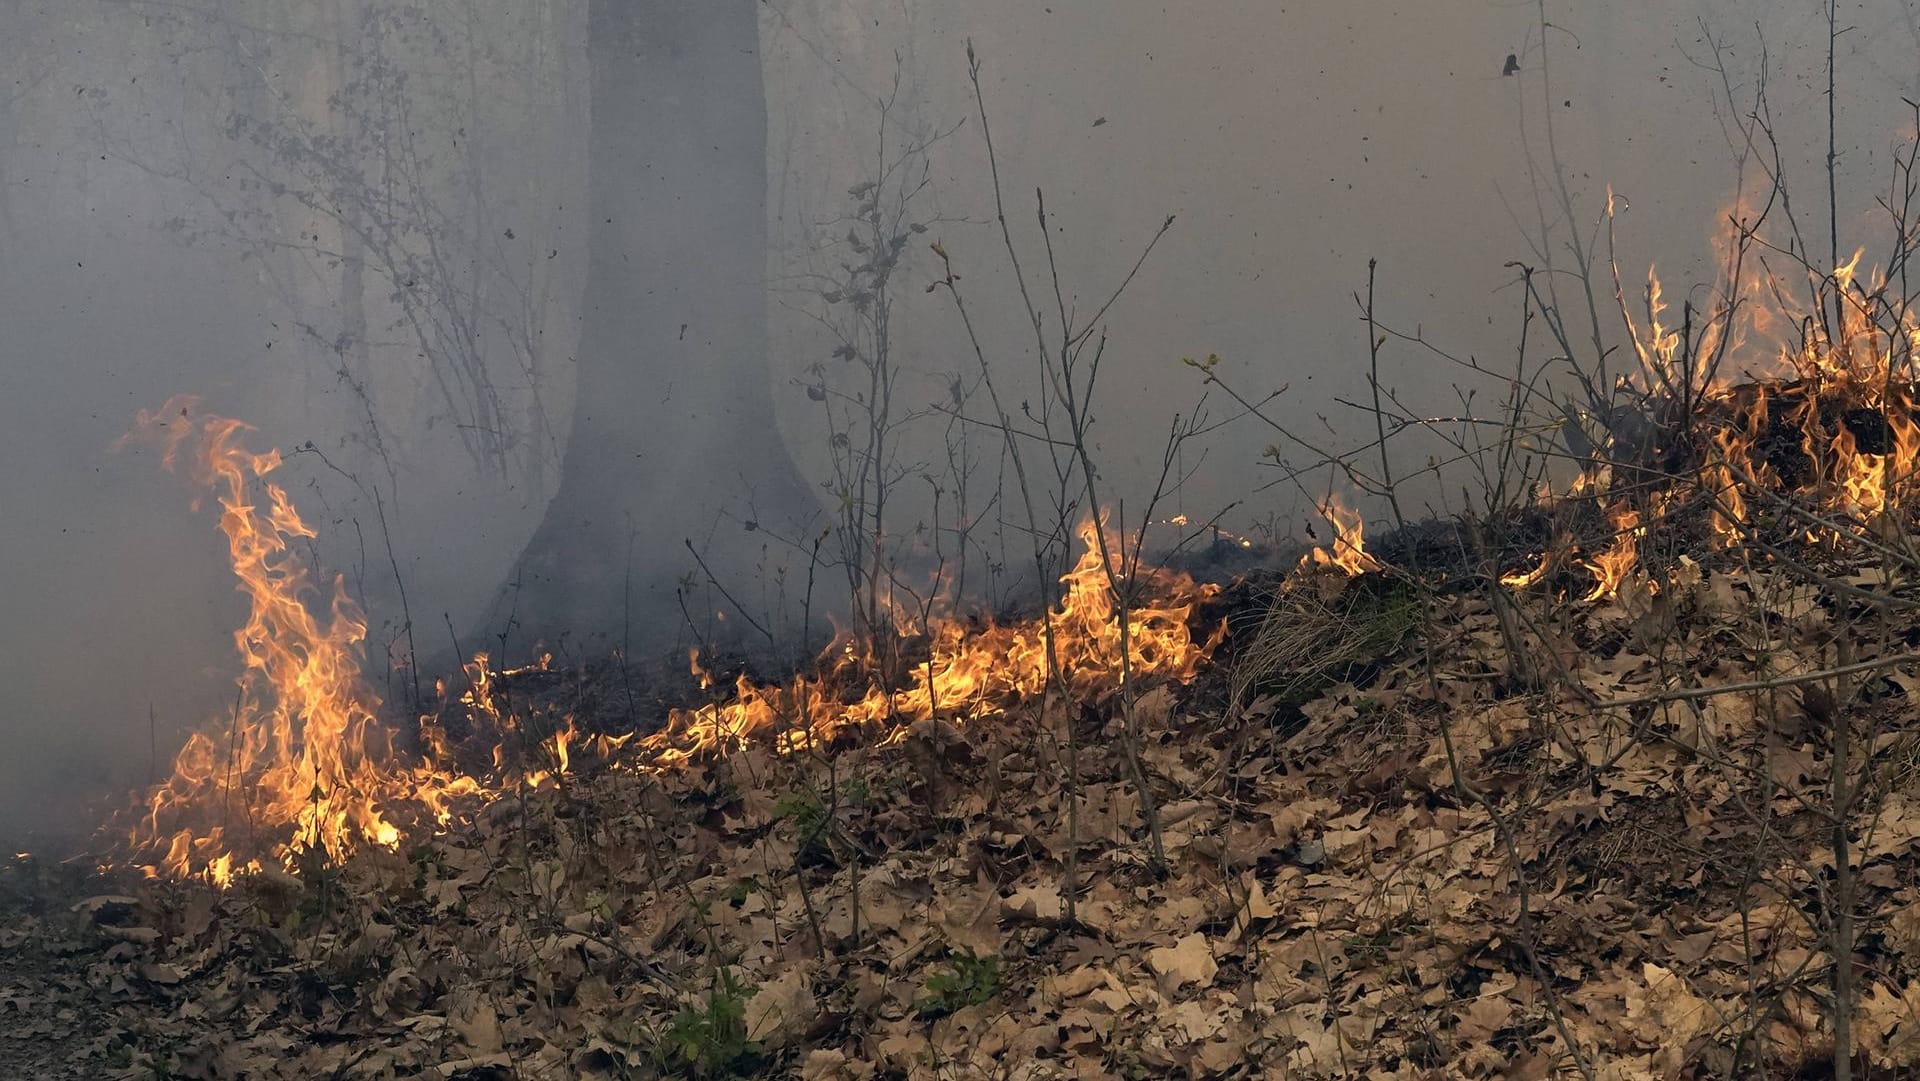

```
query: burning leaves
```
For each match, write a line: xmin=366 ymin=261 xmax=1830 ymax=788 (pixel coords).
xmin=119 ymin=399 xmax=416 ymax=886
xmin=1703 ymin=375 xmax=1920 ymax=537
xmin=1476 ymin=239 xmax=1920 ymax=606
xmin=1580 ymin=503 xmax=1646 ymax=602
xmin=60 ymin=200 xmax=1920 ymax=1081
xmin=114 ymin=400 xmax=1224 ymax=888
xmin=1304 ymin=494 xmax=1383 ymax=578
xmin=640 ymin=518 xmax=1223 ymax=767
xmin=24 ymin=527 xmax=1920 ymax=1080
xmin=1694 ymin=251 xmax=1920 ymax=503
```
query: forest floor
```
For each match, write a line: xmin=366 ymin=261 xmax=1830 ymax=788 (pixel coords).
xmin=7 ymin=536 xmax=1920 ymax=1080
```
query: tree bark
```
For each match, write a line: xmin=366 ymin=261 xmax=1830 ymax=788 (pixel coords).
xmin=503 ymin=0 xmax=816 ymax=651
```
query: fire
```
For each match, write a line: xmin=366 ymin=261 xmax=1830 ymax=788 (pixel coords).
xmin=118 ymin=401 xmax=1223 ymax=884
xmin=1518 ymin=236 xmax=1920 ymax=602
xmin=1623 ymin=263 xmax=1685 ymax=393
xmin=1702 ymin=391 xmax=1772 ymax=547
xmin=120 ymin=399 xmax=416 ymax=885
xmin=1305 ymin=494 xmax=1383 ymax=577
xmin=1677 ymin=273 xmax=1920 ymax=547
xmin=1585 ymin=215 xmax=1920 ymax=559
xmin=637 ymin=518 xmax=1225 ymax=766
xmin=1581 ymin=504 xmax=1644 ymax=602
xmin=1499 ymin=551 xmax=1554 ymax=590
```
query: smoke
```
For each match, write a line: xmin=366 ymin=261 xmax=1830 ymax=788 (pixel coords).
xmin=2 ymin=0 xmax=1917 ymax=841
xmin=768 ymin=0 xmax=1920 ymax=528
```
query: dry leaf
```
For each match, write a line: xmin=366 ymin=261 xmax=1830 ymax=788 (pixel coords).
xmin=1002 ymin=884 xmax=1063 ymax=923
xmin=746 ymin=967 xmax=817 ymax=1048
xmin=452 ymin=998 xmax=501 ymax=1054
xmin=1147 ymin=933 xmax=1217 ymax=994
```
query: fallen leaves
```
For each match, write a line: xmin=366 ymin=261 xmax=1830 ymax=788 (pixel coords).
xmin=11 ymin=546 xmax=1920 ymax=1079
xmin=744 ymin=967 xmax=816 ymax=1048
xmin=1146 ymin=933 xmax=1217 ymax=994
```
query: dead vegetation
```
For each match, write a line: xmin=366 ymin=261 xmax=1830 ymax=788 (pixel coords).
xmin=20 ymin=17 xmax=1920 ymax=1081
xmin=13 ymin=522 xmax=1920 ymax=1080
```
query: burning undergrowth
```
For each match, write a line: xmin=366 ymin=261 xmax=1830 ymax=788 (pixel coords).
xmin=1343 ymin=249 xmax=1920 ymax=612
xmin=27 ymin=201 xmax=1920 ymax=1078
xmin=27 ymin=370 xmax=1920 ymax=1078
xmin=112 ymin=397 xmax=1228 ymax=888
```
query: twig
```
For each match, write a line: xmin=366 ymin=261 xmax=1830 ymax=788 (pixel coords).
xmin=683 ymin=539 xmax=777 ymax=648
xmin=1362 ymin=259 xmax=1406 ymax=534
xmin=1592 ymin=650 xmax=1920 ymax=711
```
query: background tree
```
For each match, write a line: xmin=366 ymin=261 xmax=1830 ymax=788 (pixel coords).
xmin=502 ymin=0 xmax=819 ymax=654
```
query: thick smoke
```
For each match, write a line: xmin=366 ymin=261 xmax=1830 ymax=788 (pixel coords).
xmin=2 ymin=0 xmax=1917 ymax=841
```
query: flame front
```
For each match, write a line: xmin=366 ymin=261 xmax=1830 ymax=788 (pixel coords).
xmin=1497 ymin=223 xmax=1920 ymax=593
xmin=124 ymin=400 xmax=409 ymax=885
xmin=120 ymin=403 xmax=1223 ymax=884
xmin=638 ymin=519 xmax=1225 ymax=766
xmin=1673 ymin=249 xmax=1920 ymax=547
xmin=1499 ymin=551 xmax=1554 ymax=590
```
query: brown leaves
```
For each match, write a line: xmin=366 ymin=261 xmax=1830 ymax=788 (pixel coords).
xmin=744 ymin=968 xmax=817 ymax=1048
xmin=22 ymin=547 xmax=1920 ymax=1080
xmin=1145 ymin=933 xmax=1217 ymax=994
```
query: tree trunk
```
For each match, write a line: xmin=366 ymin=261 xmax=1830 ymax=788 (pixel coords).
xmin=503 ymin=0 xmax=816 ymax=652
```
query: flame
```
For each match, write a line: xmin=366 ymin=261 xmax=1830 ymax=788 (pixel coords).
xmin=1581 ymin=504 xmax=1644 ymax=602
xmin=1594 ymin=228 xmax=1920 ymax=556
xmin=636 ymin=518 xmax=1224 ymax=766
xmin=552 ymin=722 xmax=573 ymax=775
xmin=120 ymin=399 xmax=411 ymax=885
xmin=1624 ymin=265 xmax=1684 ymax=393
xmin=119 ymin=401 xmax=1223 ymax=884
xmin=1703 ymin=391 xmax=1771 ymax=546
xmin=1686 ymin=299 xmax=1920 ymax=545
xmin=1305 ymin=495 xmax=1383 ymax=577
xmin=1499 ymin=551 xmax=1554 ymax=590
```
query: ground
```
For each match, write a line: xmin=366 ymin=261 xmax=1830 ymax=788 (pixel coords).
xmin=7 ymin=544 xmax=1920 ymax=1079
xmin=0 ymin=938 xmax=84 ymax=1077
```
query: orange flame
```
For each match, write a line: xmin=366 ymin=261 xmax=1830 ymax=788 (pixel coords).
xmin=1499 ymin=552 xmax=1554 ymax=590
xmin=119 ymin=402 xmax=1224 ymax=884
xmin=121 ymin=399 xmax=408 ymax=885
xmin=636 ymin=519 xmax=1224 ymax=766
xmin=1305 ymin=495 xmax=1383 ymax=577
xmin=1595 ymin=231 xmax=1920 ymax=555
xmin=1702 ymin=391 xmax=1772 ymax=546
xmin=1581 ymin=503 xmax=1644 ymax=602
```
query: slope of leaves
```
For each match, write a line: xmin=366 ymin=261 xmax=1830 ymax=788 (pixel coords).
xmin=10 ymin=550 xmax=1920 ymax=1079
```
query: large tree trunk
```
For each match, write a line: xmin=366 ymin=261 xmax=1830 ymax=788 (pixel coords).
xmin=503 ymin=0 xmax=816 ymax=652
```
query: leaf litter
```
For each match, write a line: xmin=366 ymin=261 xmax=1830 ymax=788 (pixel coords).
xmin=7 ymin=549 xmax=1920 ymax=1079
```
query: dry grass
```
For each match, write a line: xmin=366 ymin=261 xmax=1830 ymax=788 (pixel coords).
xmin=1229 ymin=570 xmax=1419 ymax=716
